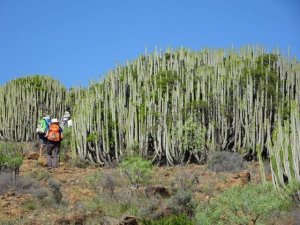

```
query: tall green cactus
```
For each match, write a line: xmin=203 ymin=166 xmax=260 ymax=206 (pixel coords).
xmin=267 ymin=104 xmax=300 ymax=189
xmin=0 ymin=75 xmax=68 ymax=141
xmin=71 ymin=46 xmax=300 ymax=166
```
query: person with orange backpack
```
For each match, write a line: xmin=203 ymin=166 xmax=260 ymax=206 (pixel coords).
xmin=45 ymin=118 xmax=63 ymax=169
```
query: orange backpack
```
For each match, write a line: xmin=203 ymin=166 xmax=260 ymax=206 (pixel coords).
xmin=47 ymin=124 xmax=61 ymax=142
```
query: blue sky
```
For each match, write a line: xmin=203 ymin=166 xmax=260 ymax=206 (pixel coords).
xmin=0 ymin=0 xmax=299 ymax=88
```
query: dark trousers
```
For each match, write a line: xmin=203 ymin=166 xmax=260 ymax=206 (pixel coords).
xmin=47 ymin=142 xmax=60 ymax=168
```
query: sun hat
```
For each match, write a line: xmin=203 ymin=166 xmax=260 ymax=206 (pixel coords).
xmin=51 ymin=118 xmax=59 ymax=123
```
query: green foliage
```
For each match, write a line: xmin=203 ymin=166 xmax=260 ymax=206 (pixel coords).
xmin=283 ymin=180 xmax=300 ymax=202
xmin=120 ymin=156 xmax=153 ymax=189
xmin=175 ymin=117 xmax=206 ymax=154
xmin=183 ymin=119 xmax=206 ymax=153
xmin=167 ymin=190 xmax=197 ymax=217
xmin=22 ymin=200 xmax=37 ymax=211
xmin=87 ymin=132 xmax=99 ymax=142
xmin=154 ymin=70 xmax=178 ymax=93
xmin=196 ymin=183 xmax=293 ymax=225
xmin=84 ymin=188 xmax=143 ymax=219
xmin=142 ymin=214 xmax=195 ymax=225
xmin=0 ymin=142 xmax=23 ymax=172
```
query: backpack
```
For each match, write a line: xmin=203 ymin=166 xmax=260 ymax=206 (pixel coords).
xmin=36 ymin=119 xmax=47 ymax=134
xmin=47 ymin=124 xmax=61 ymax=142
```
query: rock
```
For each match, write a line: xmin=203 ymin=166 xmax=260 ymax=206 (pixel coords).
xmin=145 ymin=185 xmax=170 ymax=198
xmin=26 ymin=151 xmax=39 ymax=160
xmin=6 ymin=190 xmax=15 ymax=196
xmin=240 ymin=171 xmax=251 ymax=184
xmin=119 ymin=216 xmax=139 ymax=225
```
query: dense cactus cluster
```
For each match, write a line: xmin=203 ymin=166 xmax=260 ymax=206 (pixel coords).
xmin=71 ymin=47 xmax=300 ymax=171
xmin=0 ymin=47 xmax=299 ymax=191
xmin=0 ymin=76 xmax=67 ymax=141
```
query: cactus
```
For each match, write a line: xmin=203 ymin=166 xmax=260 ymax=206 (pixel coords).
xmin=0 ymin=47 xmax=299 ymax=177
xmin=0 ymin=75 xmax=68 ymax=141
xmin=71 ymin=46 xmax=300 ymax=167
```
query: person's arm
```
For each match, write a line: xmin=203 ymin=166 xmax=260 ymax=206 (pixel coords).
xmin=60 ymin=127 xmax=64 ymax=139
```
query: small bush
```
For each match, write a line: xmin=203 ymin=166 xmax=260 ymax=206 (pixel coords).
xmin=22 ymin=200 xmax=37 ymax=211
xmin=34 ymin=188 xmax=48 ymax=200
xmin=171 ymin=172 xmax=200 ymax=193
xmin=101 ymin=174 xmax=116 ymax=197
xmin=120 ymin=156 xmax=153 ymax=189
xmin=84 ymin=172 xmax=102 ymax=192
xmin=142 ymin=214 xmax=195 ymax=225
xmin=48 ymin=179 xmax=62 ymax=204
xmin=207 ymin=151 xmax=245 ymax=173
xmin=0 ymin=173 xmax=45 ymax=195
xmin=195 ymin=183 xmax=293 ymax=225
xmin=84 ymin=194 xmax=138 ymax=218
xmin=167 ymin=190 xmax=197 ymax=217
xmin=139 ymin=198 xmax=163 ymax=220
xmin=283 ymin=181 xmax=300 ymax=203
xmin=0 ymin=141 xmax=24 ymax=183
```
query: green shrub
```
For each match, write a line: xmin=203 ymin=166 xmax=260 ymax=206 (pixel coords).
xmin=196 ymin=183 xmax=293 ymax=225
xmin=167 ymin=190 xmax=197 ymax=217
xmin=84 ymin=191 xmax=140 ymax=218
xmin=22 ymin=200 xmax=37 ymax=211
xmin=173 ymin=117 xmax=206 ymax=164
xmin=101 ymin=174 xmax=116 ymax=197
xmin=84 ymin=172 xmax=102 ymax=190
xmin=139 ymin=198 xmax=163 ymax=220
xmin=142 ymin=214 xmax=195 ymax=225
xmin=283 ymin=180 xmax=300 ymax=203
xmin=0 ymin=142 xmax=24 ymax=184
xmin=48 ymin=179 xmax=62 ymax=204
xmin=0 ymin=142 xmax=23 ymax=170
xmin=120 ymin=156 xmax=153 ymax=189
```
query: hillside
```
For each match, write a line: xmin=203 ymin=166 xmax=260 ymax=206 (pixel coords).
xmin=1 ymin=146 xmax=299 ymax=225
xmin=0 ymin=46 xmax=300 ymax=224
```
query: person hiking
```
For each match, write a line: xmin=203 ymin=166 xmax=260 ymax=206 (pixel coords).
xmin=36 ymin=115 xmax=51 ymax=156
xmin=60 ymin=111 xmax=72 ymax=128
xmin=45 ymin=118 xmax=63 ymax=169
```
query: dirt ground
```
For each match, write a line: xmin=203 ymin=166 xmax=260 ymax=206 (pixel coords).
xmin=0 ymin=148 xmax=299 ymax=225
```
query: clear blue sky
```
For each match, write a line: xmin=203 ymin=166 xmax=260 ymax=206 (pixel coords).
xmin=0 ymin=0 xmax=299 ymax=88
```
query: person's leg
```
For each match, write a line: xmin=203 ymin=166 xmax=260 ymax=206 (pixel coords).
xmin=38 ymin=134 xmax=44 ymax=156
xmin=41 ymin=136 xmax=48 ymax=155
xmin=52 ymin=143 xmax=60 ymax=168
xmin=46 ymin=143 xmax=54 ymax=169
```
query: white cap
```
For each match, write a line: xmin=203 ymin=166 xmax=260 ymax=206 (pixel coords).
xmin=51 ymin=118 xmax=59 ymax=123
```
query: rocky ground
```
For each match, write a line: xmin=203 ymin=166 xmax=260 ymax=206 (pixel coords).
xmin=0 ymin=147 xmax=299 ymax=225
